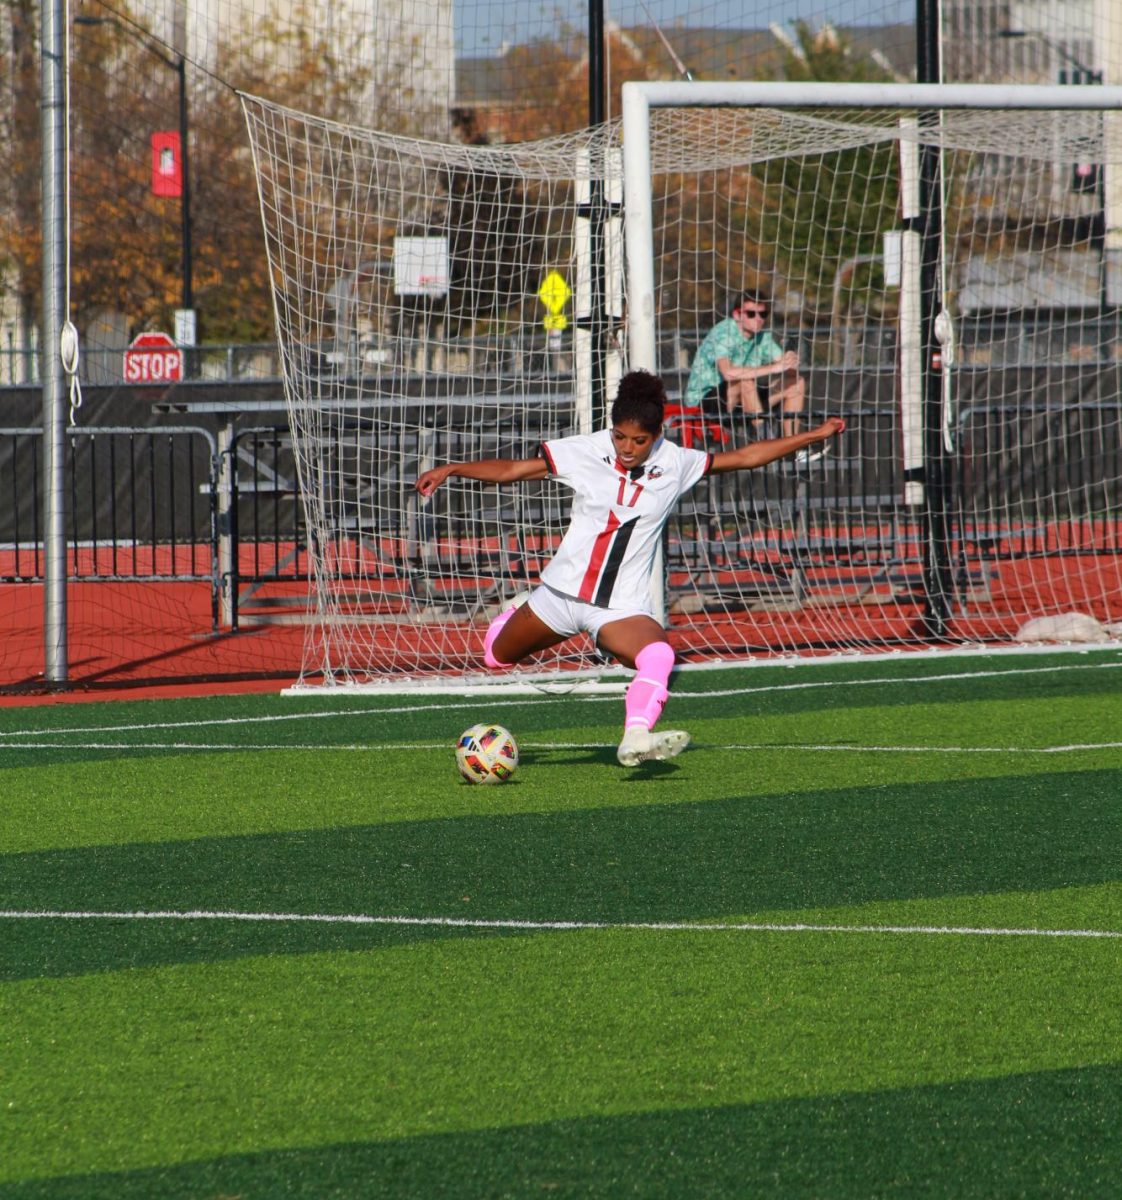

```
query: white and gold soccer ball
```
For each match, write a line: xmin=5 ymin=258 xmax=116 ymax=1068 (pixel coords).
xmin=456 ymin=722 xmax=519 ymax=785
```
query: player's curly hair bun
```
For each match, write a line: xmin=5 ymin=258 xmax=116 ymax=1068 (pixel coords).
xmin=612 ymin=370 xmax=666 ymax=433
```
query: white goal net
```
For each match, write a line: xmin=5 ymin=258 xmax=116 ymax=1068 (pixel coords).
xmin=242 ymin=83 xmax=1122 ymax=686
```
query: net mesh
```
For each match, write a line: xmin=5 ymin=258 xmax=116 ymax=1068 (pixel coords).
xmin=4 ymin=0 xmax=1122 ymax=689
xmin=242 ymin=92 xmax=1122 ymax=683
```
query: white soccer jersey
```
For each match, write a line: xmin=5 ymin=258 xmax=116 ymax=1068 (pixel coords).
xmin=539 ymin=429 xmax=712 ymax=609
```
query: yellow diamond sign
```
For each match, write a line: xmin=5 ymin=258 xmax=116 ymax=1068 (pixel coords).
xmin=538 ymin=270 xmax=571 ymax=316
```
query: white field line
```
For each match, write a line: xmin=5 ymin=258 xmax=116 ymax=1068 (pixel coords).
xmin=723 ymin=741 xmax=1122 ymax=754
xmin=674 ymin=656 xmax=1122 ymax=700
xmin=0 ymin=741 xmax=439 ymax=751
xmin=2 ymin=740 xmax=1121 ymax=754
xmin=0 ymin=702 xmax=525 ymax=740
xmin=1 ymin=658 xmax=1121 ymax=743
xmin=1 ymin=908 xmax=1119 ymax=940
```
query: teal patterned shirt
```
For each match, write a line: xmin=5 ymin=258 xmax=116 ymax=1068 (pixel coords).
xmin=684 ymin=318 xmax=784 ymax=407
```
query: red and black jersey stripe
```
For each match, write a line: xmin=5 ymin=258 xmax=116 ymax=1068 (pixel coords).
xmin=578 ymin=512 xmax=641 ymax=606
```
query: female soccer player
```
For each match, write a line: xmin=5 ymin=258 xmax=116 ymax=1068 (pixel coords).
xmin=415 ymin=370 xmax=844 ymax=767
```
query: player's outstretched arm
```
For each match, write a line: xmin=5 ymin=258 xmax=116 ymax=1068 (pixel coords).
xmin=708 ymin=416 xmax=846 ymax=475
xmin=415 ymin=456 xmax=549 ymax=497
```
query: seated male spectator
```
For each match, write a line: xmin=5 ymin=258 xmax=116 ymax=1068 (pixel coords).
xmin=684 ymin=289 xmax=805 ymax=440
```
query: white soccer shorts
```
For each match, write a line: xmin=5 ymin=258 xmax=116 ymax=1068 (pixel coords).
xmin=526 ymin=584 xmax=655 ymax=643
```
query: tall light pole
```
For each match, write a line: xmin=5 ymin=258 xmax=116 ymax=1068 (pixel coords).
xmin=74 ymin=15 xmax=194 ymax=337
xmin=41 ymin=0 xmax=68 ymax=682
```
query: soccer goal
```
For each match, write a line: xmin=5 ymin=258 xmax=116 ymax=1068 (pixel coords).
xmin=241 ymin=81 xmax=1122 ymax=689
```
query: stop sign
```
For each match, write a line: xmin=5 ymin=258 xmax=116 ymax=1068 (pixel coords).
xmin=123 ymin=331 xmax=183 ymax=383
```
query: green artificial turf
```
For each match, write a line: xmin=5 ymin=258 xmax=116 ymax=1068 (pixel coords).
xmin=1 ymin=650 xmax=1120 ymax=1196
xmin=3 ymin=1066 xmax=1121 ymax=1200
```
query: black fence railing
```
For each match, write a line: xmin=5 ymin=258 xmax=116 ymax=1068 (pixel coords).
xmin=3 ymin=398 xmax=1120 ymax=631
xmin=954 ymin=401 xmax=1122 ymax=558
xmin=4 ymin=314 xmax=1121 ymax=389
xmin=221 ymin=400 xmax=1122 ymax=621
xmin=666 ymin=406 xmax=915 ymax=606
xmin=1 ymin=425 xmax=220 ymax=627
xmin=227 ymin=428 xmax=308 ymax=628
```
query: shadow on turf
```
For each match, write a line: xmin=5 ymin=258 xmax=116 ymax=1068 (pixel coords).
xmin=3 ymin=1064 xmax=1120 ymax=1199
xmin=539 ymin=747 xmax=685 ymax=777
xmin=0 ymin=917 xmax=526 ymax=984
xmin=2 ymin=766 xmax=1120 ymax=982
xmin=0 ymin=745 xmax=675 ymax=772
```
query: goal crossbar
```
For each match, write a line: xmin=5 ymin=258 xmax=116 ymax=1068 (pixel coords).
xmin=622 ymin=81 xmax=1122 ymax=375
xmin=623 ymin=80 xmax=1122 ymax=112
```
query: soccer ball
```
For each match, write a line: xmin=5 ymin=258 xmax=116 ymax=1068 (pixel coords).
xmin=456 ymin=722 xmax=519 ymax=785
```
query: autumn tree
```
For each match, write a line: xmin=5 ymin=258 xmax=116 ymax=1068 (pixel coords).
xmin=181 ymin=18 xmax=364 ymax=341
xmin=63 ymin=12 xmax=193 ymax=335
xmin=750 ymin=21 xmax=899 ymax=323
xmin=437 ymin=26 xmax=659 ymax=338
xmin=468 ymin=25 xmax=657 ymax=143
xmin=646 ymin=22 xmax=901 ymax=338
xmin=0 ymin=0 xmax=423 ymax=348
xmin=0 ymin=0 xmax=45 ymax=355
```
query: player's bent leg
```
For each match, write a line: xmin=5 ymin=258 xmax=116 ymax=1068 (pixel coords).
xmin=483 ymin=605 xmax=518 ymax=668
xmin=735 ymin=380 xmax=765 ymax=418
xmin=487 ymin=597 xmax=569 ymax=668
xmin=623 ymin=640 xmax=674 ymax=729
xmin=598 ymin=631 xmax=690 ymax=767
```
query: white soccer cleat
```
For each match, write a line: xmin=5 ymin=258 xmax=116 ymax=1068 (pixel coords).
xmin=649 ymin=729 xmax=691 ymax=762
xmin=616 ymin=726 xmax=691 ymax=767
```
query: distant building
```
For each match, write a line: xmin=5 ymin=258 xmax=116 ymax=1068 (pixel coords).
xmin=453 ymin=22 xmax=915 ymax=144
xmin=942 ymin=0 xmax=1099 ymax=84
xmin=145 ymin=0 xmax=455 ymax=138
xmin=941 ymin=0 xmax=1122 ymax=311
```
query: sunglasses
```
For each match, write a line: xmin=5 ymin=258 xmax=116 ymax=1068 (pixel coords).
xmin=740 ymin=308 xmax=767 ymax=318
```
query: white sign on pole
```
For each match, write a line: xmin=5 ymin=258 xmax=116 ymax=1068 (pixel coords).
xmin=174 ymin=308 xmax=197 ymax=347
xmin=882 ymin=231 xmax=902 ymax=288
xmin=393 ymin=237 xmax=450 ymax=297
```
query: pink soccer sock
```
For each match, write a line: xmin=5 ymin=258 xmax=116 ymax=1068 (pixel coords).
xmin=623 ymin=641 xmax=675 ymax=731
xmin=483 ymin=605 xmax=517 ymax=669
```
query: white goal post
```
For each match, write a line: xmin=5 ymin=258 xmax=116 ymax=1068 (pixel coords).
xmin=242 ymin=82 xmax=1122 ymax=689
xmin=623 ymin=79 xmax=1122 ymax=649
xmin=622 ymin=81 xmax=1122 ymax=374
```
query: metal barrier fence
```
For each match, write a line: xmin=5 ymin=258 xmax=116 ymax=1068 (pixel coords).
xmin=3 ymin=401 xmax=1120 ymax=633
xmin=666 ymin=406 xmax=912 ymax=606
xmin=955 ymin=401 xmax=1122 ymax=558
xmin=4 ymin=315 xmax=1121 ymax=388
xmin=221 ymin=401 xmax=1122 ymax=621
xmin=227 ymin=428 xmax=308 ymax=628
xmin=0 ymin=422 xmax=309 ymax=631
xmin=1 ymin=425 xmax=221 ymax=627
